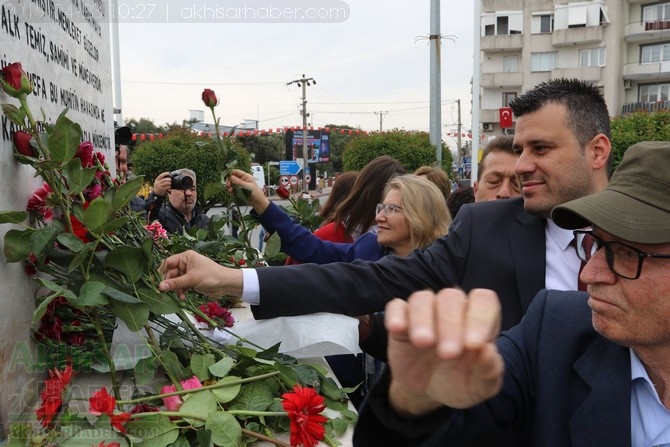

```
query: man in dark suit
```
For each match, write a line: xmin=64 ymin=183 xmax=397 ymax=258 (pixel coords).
xmin=353 ymin=141 xmax=670 ymax=446
xmin=159 ymin=78 xmax=612 ymax=331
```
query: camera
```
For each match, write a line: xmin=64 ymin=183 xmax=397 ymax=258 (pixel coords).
xmin=169 ymin=171 xmax=194 ymax=190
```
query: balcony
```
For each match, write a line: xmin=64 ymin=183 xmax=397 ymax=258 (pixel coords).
xmin=550 ymin=66 xmax=602 ymax=82
xmin=552 ymin=26 xmax=604 ymax=47
xmin=623 ymin=61 xmax=670 ymax=81
xmin=621 ymin=101 xmax=670 ymax=115
xmin=624 ymin=21 xmax=670 ymax=43
xmin=480 ymin=72 xmax=523 ymax=88
xmin=481 ymin=33 xmax=523 ymax=52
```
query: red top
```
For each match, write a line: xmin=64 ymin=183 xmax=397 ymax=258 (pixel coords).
xmin=284 ymin=221 xmax=353 ymax=265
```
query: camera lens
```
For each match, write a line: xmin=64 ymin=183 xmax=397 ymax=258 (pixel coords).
xmin=170 ymin=172 xmax=194 ymax=190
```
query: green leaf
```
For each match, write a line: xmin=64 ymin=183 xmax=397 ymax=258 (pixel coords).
xmin=137 ymin=288 xmax=180 ymax=315
xmin=205 ymin=411 xmax=242 ymax=447
xmin=196 ymin=429 xmax=212 ymax=447
xmin=104 ymin=245 xmax=147 ymax=283
xmin=113 ymin=176 xmax=144 ymax=210
xmin=62 ymin=158 xmax=98 ymax=195
xmin=167 ymin=435 xmax=190 ymax=447
xmin=178 ymin=389 xmax=217 ymax=427
xmin=264 ymin=231 xmax=282 ymax=258
xmin=48 ymin=113 xmax=81 ymax=163
xmin=32 ymin=295 xmax=58 ymax=330
xmin=210 ymin=376 xmax=242 ymax=404
xmin=157 ymin=350 xmax=185 ymax=378
xmin=125 ymin=414 xmax=179 ymax=447
xmin=190 ymin=353 xmax=216 ymax=381
xmin=102 ymin=287 xmax=143 ymax=304
xmin=228 ymin=380 xmax=274 ymax=413
xmin=56 ymin=232 xmax=85 ymax=252
xmin=108 ymin=301 xmax=149 ymax=331
xmin=209 ymin=356 xmax=235 ymax=378
xmin=3 ymin=228 xmax=34 ymax=262
xmin=0 ymin=211 xmax=28 ymax=225
xmin=82 ymin=198 xmax=116 ymax=234
xmin=1 ymin=103 xmax=27 ymax=127
xmin=30 ymin=226 xmax=59 ymax=259
xmin=134 ymin=356 xmax=157 ymax=385
xmin=70 ymin=281 xmax=108 ymax=306
xmin=67 ymin=242 xmax=96 ymax=273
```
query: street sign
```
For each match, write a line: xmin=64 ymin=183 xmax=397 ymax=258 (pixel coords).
xmin=289 ymin=175 xmax=299 ymax=186
xmin=280 ymin=160 xmax=302 ymax=176
xmin=279 ymin=175 xmax=289 ymax=186
xmin=305 ymin=174 xmax=312 ymax=183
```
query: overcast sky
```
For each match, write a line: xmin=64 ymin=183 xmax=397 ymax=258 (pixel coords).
xmin=115 ymin=1 xmax=474 ymax=145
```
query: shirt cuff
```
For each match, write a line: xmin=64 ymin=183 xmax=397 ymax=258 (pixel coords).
xmin=241 ymin=268 xmax=261 ymax=305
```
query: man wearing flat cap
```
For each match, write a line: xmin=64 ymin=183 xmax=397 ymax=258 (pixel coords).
xmin=354 ymin=141 xmax=670 ymax=447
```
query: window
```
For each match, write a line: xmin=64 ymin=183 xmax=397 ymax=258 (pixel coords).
xmin=531 ymin=13 xmax=554 ymax=33
xmin=503 ymin=92 xmax=517 ymax=107
xmin=579 ymin=47 xmax=606 ymax=67
xmin=481 ymin=12 xmax=523 ymax=36
xmin=641 ymin=42 xmax=670 ymax=64
xmin=553 ymin=2 xmax=611 ymax=30
xmin=503 ymin=56 xmax=519 ymax=72
xmin=643 ymin=3 xmax=670 ymax=22
xmin=639 ymin=83 xmax=670 ymax=102
xmin=531 ymin=52 xmax=558 ymax=72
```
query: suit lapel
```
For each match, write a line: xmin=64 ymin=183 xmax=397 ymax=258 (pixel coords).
xmin=509 ymin=208 xmax=546 ymax=313
xmin=570 ymin=338 xmax=632 ymax=447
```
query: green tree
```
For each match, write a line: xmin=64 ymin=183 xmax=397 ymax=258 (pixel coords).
xmin=342 ymin=129 xmax=452 ymax=173
xmin=130 ymin=128 xmax=251 ymax=209
xmin=610 ymin=110 xmax=670 ymax=170
xmin=235 ymin=134 xmax=284 ymax=164
xmin=324 ymin=124 xmax=361 ymax=173
xmin=125 ymin=117 xmax=168 ymax=135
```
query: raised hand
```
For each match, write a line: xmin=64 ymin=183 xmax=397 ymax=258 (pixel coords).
xmin=384 ymin=288 xmax=504 ymax=416
xmin=227 ymin=169 xmax=270 ymax=213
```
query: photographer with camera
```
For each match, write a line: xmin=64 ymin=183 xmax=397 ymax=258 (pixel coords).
xmin=145 ymin=168 xmax=209 ymax=234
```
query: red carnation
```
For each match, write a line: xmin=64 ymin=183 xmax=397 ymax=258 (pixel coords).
xmin=110 ymin=412 xmax=131 ymax=433
xmin=201 ymin=88 xmax=218 ymax=108
xmin=281 ymin=384 xmax=328 ymax=447
xmin=75 ymin=141 xmax=95 ymax=167
xmin=89 ymin=387 xmax=116 ymax=416
xmin=36 ymin=363 xmax=74 ymax=427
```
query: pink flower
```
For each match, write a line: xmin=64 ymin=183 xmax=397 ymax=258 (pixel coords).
xmin=161 ymin=376 xmax=202 ymax=411
xmin=145 ymin=221 xmax=168 ymax=242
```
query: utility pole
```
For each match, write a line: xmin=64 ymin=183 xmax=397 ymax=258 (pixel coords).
xmin=457 ymin=99 xmax=462 ymax=173
xmin=287 ymin=74 xmax=316 ymax=192
xmin=429 ymin=0 xmax=442 ymax=162
xmin=374 ymin=111 xmax=388 ymax=132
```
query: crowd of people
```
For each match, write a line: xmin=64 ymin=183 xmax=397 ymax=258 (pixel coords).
xmin=125 ymin=77 xmax=670 ymax=446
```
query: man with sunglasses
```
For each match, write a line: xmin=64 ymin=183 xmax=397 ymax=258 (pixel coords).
xmin=353 ymin=141 xmax=670 ymax=446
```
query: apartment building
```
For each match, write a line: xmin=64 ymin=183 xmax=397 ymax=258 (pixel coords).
xmin=479 ymin=0 xmax=670 ymax=136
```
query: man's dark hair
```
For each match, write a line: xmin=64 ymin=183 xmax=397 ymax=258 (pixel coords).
xmin=509 ymin=78 xmax=612 ymax=171
xmin=478 ymin=135 xmax=516 ymax=181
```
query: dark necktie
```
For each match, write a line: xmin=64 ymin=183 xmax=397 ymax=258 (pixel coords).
xmin=577 ymin=234 xmax=595 ymax=292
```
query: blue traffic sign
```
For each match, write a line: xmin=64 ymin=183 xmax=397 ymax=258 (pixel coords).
xmin=280 ymin=160 xmax=302 ymax=176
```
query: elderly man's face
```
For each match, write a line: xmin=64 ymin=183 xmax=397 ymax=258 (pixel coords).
xmin=581 ymin=228 xmax=670 ymax=351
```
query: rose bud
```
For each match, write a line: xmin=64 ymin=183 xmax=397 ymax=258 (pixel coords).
xmin=0 ymin=62 xmax=33 ymax=97
xmin=201 ymin=88 xmax=218 ymax=108
xmin=276 ymin=185 xmax=291 ymax=199
xmin=13 ymin=130 xmax=35 ymax=157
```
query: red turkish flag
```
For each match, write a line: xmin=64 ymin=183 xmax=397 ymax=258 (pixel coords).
xmin=499 ymin=107 xmax=513 ymax=128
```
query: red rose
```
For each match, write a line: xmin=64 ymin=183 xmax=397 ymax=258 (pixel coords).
xmin=201 ymin=88 xmax=218 ymax=108
xmin=110 ymin=412 xmax=131 ymax=433
xmin=13 ymin=131 xmax=35 ymax=157
xmin=276 ymin=185 xmax=291 ymax=199
xmin=89 ymin=387 xmax=116 ymax=416
xmin=0 ymin=62 xmax=33 ymax=97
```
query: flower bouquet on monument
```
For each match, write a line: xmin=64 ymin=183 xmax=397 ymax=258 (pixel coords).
xmin=1 ymin=63 xmax=356 ymax=447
